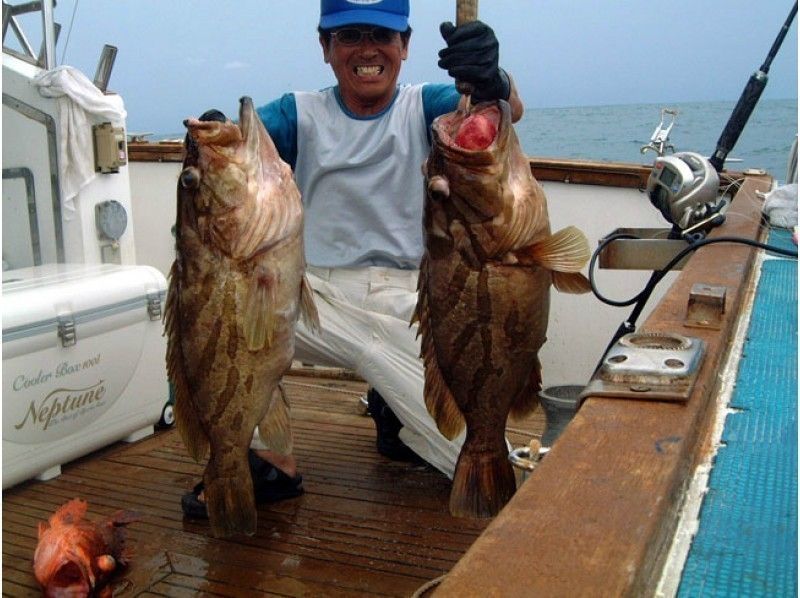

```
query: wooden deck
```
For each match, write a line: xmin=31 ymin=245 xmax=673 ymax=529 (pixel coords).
xmin=2 ymin=370 xmax=544 ymax=597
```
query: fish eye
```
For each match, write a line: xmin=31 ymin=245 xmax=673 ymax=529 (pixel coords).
xmin=180 ymin=167 xmax=200 ymax=189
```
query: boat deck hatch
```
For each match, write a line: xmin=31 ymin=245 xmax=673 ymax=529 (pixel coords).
xmin=580 ymin=332 xmax=705 ymax=403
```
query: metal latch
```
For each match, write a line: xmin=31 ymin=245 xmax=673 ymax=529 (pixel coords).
xmin=147 ymin=292 xmax=162 ymax=321
xmin=57 ymin=315 xmax=77 ymax=347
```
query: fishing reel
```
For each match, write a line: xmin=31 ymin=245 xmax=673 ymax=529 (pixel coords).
xmin=646 ymin=151 xmax=727 ymax=240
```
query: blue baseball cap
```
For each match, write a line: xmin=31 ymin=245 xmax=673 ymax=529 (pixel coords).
xmin=319 ymin=0 xmax=410 ymax=32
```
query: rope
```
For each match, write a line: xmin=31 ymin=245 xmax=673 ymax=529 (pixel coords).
xmin=281 ymin=379 xmax=365 ymax=397
xmin=411 ymin=574 xmax=448 ymax=597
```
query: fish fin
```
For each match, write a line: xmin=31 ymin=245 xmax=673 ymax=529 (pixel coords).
xmin=509 ymin=357 xmax=543 ymax=419
xmin=423 ymin=359 xmax=465 ymax=440
xmin=449 ymin=440 xmax=517 ymax=518
xmin=109 ymin=510 xmax=141 ymax=527
xmin=244 ymin=272 xmax=275 ymax=351
xmin=173 ymin=399 xmax=209 ymax=463
xmin=37 ymin=521 xmax=49 ymax=538
xmin=55 ymin=498 xmax=88 ymax=523
xmin=416 ymin=260 xmax=466 ymax=439
xmin=515 ymin=225 xmax=591 ymax=273
xmin=299 ymin=275 xmax=321 ymax=334
xmin=257 ymin=384 xmax=293 ymax=455
xmin=552 ymin=271 xmax=592 ymax=294
xmin=164 ymin=259 xmax=210 ymax=462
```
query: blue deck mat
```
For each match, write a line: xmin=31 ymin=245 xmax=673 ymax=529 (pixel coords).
xmin=678 ymin=237 xmax=797 ymax=597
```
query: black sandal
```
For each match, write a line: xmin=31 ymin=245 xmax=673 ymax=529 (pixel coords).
xmin=181 ymin=451 xmax=304 ymax=519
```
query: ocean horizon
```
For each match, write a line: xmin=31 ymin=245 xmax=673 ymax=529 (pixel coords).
xmin=516 ymin=98 xmax=797 ymax=183
xmin=154 ymin=97 xmax=798 ymax=183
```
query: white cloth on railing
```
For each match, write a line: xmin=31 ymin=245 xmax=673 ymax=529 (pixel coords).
xmin=762 ymin=183 xmax=798 ymax=230
xmin=32 ymin=65 xmax=126 ymax=218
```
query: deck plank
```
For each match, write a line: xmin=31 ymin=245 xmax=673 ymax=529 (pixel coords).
xmin=2 ymin=370 xmax=544 ymax=597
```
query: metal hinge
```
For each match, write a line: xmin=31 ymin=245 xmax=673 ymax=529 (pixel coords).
xmin=147 ymin=292 xmax=162 ymax=321
xmin=57 ymin=315 xmax=77 ymax=347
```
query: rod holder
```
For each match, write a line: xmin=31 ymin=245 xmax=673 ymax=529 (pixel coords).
xmin=93 ymin=44 xmax=118 ymax=92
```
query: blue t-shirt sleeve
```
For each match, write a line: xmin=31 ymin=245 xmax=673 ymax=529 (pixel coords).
xmin=256 ymin=93 xmax=298 ymax=169
xmin=422 ymin=83 xmax=461 ymax=143
xmin=421 ymin=83 xmax=460 ymax=133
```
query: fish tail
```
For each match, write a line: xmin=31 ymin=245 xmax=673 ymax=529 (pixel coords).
xmin=256 ymin=383 xmax=293 ymax=454
xmin=204 ymin=460 xmax=257 ymax=538
xmin=449 ymin=440 xmax=517 ymax=518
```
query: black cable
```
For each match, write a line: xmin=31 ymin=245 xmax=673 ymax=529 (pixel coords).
xmin=590 ymin=233 xmax=797 ymax=309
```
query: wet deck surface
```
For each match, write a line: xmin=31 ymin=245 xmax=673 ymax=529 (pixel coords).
xmin=3 ymin=370 xmax=544 ymax=597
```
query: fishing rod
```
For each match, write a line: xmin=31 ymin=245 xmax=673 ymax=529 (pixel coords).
xmin=708 ymin=1 xmax=798 ymax=172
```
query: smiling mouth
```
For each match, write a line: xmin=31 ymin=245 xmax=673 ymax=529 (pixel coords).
xmin=355 ymin=65 xmax=384 ymax=77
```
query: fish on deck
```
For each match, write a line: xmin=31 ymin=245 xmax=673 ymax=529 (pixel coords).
xmin=416 ymin=100 xmax=591 ymax=518
xmin=165 ymin=97 xmax=319 ymax=538
xmin=33 ymin=498 xmax=139 ymax=597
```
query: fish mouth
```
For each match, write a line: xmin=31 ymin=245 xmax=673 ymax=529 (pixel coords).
xmin=436 ymin=102 xmax=507 ymax=155
xmin=354 ymin=65 xmax=384 ymax=77
xmin=48 ymin=559 xmax=91 ymax=594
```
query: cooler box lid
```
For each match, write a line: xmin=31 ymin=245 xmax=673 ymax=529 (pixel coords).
xmin=2 ymin=263 xmax=167 ymax=342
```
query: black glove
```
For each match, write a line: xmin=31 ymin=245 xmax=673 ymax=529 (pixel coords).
xmin=438 ymin=21 xmax=510 ymax=102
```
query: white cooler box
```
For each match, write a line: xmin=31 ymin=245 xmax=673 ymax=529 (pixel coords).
xmin=2 ymin=263 xmax=169 ymax=488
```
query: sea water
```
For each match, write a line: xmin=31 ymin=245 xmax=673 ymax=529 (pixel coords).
xmin=515 ymin=98 xmax=797 ymax=183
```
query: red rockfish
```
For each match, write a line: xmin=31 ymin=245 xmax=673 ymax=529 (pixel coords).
xmin=33 ymin=498 xmax=139 ymax=597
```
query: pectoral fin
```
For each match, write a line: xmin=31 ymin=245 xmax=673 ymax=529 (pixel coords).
xmin=244 ymin=271 xmax=276 ymax=351
xmin=553 ymin=271 xmax=592 ymax=294
xmin=515 ymin=225 xmax=591 ymax=273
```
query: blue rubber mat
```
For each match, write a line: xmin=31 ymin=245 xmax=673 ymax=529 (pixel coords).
xmin=678 ymin=248 xmax=797 ymax=597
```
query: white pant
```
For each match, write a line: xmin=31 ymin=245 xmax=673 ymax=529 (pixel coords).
xmin=253 ymin=265 xmax=463 ymax=479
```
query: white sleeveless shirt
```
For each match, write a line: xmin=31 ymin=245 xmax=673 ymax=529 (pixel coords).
xmin=293 ymin=85 xmax=431 ymax=269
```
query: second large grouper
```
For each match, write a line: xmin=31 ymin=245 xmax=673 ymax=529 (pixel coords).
xmin=165 ymin=97 xmax=319 ymax=537
xmin=416 ymin=100 xmax=591 ymax=518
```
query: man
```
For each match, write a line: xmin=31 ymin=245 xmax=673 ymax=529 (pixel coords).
xmin=182 ymin=0 xmax=524 ymax=519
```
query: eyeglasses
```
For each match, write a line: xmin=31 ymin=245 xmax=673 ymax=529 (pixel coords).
xmin=330 ymin=27 xmax=398 ymax=46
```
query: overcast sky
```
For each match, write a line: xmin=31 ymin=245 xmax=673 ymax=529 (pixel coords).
xmin=14 ymin=0 xmax=798 ymax=134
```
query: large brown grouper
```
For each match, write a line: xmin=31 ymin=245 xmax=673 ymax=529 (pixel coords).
xmin=165 ymin=97 xmax=318 ymax=537
xmin=416 ymin=100 xmax=591 ymax=518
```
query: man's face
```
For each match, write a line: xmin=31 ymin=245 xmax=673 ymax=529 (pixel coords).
xmin=321 ymin=25 xmax=409 ymax=115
